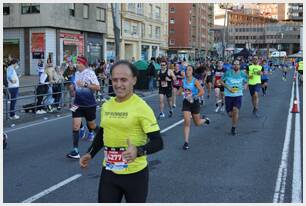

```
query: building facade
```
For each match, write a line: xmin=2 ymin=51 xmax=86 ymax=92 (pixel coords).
xmin=3 ymin=3 xmax=107 ymax=75
xmin=104 ymin=3 xmax=168 ymax=61
xmin=228 ymin=22 xmax=302 ymax=54
xmin=168 ymin=3 xmax=214 ymax=61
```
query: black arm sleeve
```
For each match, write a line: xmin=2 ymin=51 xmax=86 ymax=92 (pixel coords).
xmin=137 ymin=130 xmax=163 ymax=156
xmin=87 ymin=127 xmax=104 ymax=158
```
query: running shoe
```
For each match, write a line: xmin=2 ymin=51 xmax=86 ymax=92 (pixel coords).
xmin=220 ymin=105 xmax=225 ymax=112
xmin=158 ymin=112 xmax=165 ymax=119
xmin=87 ymin=131 xmax=95 ymax=142
xmin=173 ymin=104 xmax=176 ymax=109
xmin=169 ymin=110 xmax=173 ymax=117
xmin=202 ymin=115 xmax=210 ymax=125
xmin=231 ymin=127 xmax=237 ymax=136
xmin=79 ymin=126 xmax=86 ymax=139
xmin=182 ymin=142 xmax=189 ymax=150
xmin=66 ymin=150 xmax=80 ymax=159
xmin=215 ymin=105 xmax=220 ymax=113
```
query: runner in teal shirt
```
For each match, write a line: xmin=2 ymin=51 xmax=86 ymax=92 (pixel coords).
xmin=220 ymin=60 xmax=248 ymax=135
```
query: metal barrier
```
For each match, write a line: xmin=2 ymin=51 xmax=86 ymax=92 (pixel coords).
xmin=3 ymin=79 xmax=114 ymax=120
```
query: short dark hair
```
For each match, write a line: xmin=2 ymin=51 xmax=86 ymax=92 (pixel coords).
xmin=110 ymin=59 xmax=114 ymax=63
xmin=10 ymin=58 xmax=18 ymax=65
xmin=110 ymin=60 xmax=138 ymax=77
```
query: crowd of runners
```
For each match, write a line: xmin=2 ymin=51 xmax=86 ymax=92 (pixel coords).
xmin=7 ymin=53 xmax=300 ymax=203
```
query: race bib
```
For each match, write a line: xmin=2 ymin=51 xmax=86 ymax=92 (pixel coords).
xmin=70 ymin=104 xmax=79 ymax=112
xmin=161 ymin=81 xmax=168 ymax=87
xmin=104 ymin=147 xmax=128 ymax=171
xmin=232 ymin=86 xmax=239 ymax=93
xmin=173 ymin=80 xmax=181 ymax=86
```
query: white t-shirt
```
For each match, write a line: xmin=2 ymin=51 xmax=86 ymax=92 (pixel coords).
xmin=7 ymin=65 xmax=20 ymax=88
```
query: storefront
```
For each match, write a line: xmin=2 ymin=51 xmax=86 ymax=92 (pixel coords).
xmin=141 ymin=45 xmax=149 ymax=61
xmin=152 ymin=46 xmax=158 ymax=58
xmin=4 ymin=28 xmax=25 ymax=75
xmin=4 ymin=39 xmax=20 ymax=61
xmin=86 ymin=33 xmax=103 ymax=64
xmin=60 ymin=32 xmax=84 ymax=64
xmin=106 ymin=41 xmax=115 ymax=61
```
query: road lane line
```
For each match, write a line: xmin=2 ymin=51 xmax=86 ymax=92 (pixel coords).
xmin=19 ymin=117 xmax=183 ymax=202
xmin=5 ymin=94 xmax=158 ymax=133
xmin=161 ymin=119 xmax=184 ymax=133
xmin=292 ymin=78 xmax=302 ymax=203
xmin=273 ymin=80 xmax=294 ymax=203
xmin=21 ymin=174 xmax=82 ymax=203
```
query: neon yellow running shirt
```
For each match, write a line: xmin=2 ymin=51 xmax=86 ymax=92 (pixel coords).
xmin=100 ymin=94 xmax=160 ymax=174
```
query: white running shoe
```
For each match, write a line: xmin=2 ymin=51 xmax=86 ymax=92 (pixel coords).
xmin=220 ymin=106 xmax=225 ymax=112
xmin=215 ymin=106 xmax=220 ymax=113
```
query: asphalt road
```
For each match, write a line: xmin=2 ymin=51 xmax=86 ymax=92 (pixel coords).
xmin=3 ymin=68 xmax=302 ymax=203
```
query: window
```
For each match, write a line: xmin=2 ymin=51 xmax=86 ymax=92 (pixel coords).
xmin=136 ymin=3 xmax=143 ymax=15
xmin=155 ymin=6 xmax=161 ymax=19
xmin=170 ymin=39 xmax=175 ymax=45
xmin=149 ymin=4 xmax=153 ymax=17
xmin=170 ymin=7 xmax=175 ymax=13
xmin=141 ymin=23 xmax=145 ymax=37
xmin=83 ymin=4 xmax=89 ymax=19
xmin=132 ymin=25 xmax=138 ymax=35
xmin=155 ymin=26 xmax=161 ymax=38
xmin=4 ymin=7 xmax=10 ymax=15
xmin=124 ymin=21 xmax=131 ymax=34
xmin=149 ymin=25 xmax=153 ymax=38
xmin=96 ymin=7 xmax=105 ymax=21
xmin=69 ymin=3 xmax=75 ymax=16
xmin=170 ymin=29 xmax=175 ymax=34
xmin=21 ymin=3 xmax=40 ymax=14
xmin=170 ymin=18 xmax=175 ymax=24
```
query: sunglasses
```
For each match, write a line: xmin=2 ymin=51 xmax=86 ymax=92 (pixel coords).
xmin=161 ymin=64 xmax=166 ymax=66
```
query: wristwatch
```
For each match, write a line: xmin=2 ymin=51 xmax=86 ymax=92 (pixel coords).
xmin=137 ymin=146 xmax=147 ymax=157
xmin=84 ymin=82 xmax=88 ymax=88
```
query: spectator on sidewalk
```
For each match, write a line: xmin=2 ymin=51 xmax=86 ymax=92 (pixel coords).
xmin=37 ymin=59 xmax=44 ymax=78
xmin=44 ymin=66 xmax=56 ymax=112
xmin=147 ymin=57 xmax=157 ymax=92
xmin=53 ymin=66 xmax=65 ymax=110
xmin=106 ymin=59 xmax=115 ymax=97
xmin=6 ymin=59 xmax=20 ymax=119
xmin=63 ymin=62 xmax=76 ymax=107
xmin=95 ymin=60 xmax=107 ymax=102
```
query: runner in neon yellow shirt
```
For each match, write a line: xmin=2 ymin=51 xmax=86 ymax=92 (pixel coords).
xmin=80 ymin=60 xmax=163 ymax=203
xmin=246 ymin=56 xmax=263 ymax=117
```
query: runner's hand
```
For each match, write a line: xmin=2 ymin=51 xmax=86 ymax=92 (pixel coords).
xmin=80 ymin=153 xmax=92 ymax=168
xmin=122 ymin=139 xmax=137 ymax=163
xmin=76 ymin=80 xmax=84 ymax=87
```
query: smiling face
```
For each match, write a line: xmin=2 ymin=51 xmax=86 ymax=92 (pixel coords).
xmin=111 ymin=64 xmax=137 ymax=101
xmin=186 ymin=66 xmax=193 ymax=78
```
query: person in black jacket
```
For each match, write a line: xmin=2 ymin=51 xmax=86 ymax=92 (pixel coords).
xmin=147 ymin=57 xmax=157 ymax=92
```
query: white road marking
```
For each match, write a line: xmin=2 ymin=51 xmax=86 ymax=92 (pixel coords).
xmin=292 ymin=77 xmax=302 ymax=203
xmin=19 ymin=117 xmax=183 ymax=203
xmin=273 ymin=80 xmax=294 ymax=203
xmin=21 ymin=174 xmax=82 ymax=203
xmin=161 ymin=119 xmax=184 ymax=133
xmin=5 ymin=93 xmax=158 ymax=133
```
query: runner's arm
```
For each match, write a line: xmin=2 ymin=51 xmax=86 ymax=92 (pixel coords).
xmin=194 ymin=80 xmax=204 ymax=97
xmin=219 ymin=79 xmax=234 ymax=93
xmin=86 ymin=127 xmax=104 ymax=158
xmin=136 ymin=130 xmax=163 ymax=157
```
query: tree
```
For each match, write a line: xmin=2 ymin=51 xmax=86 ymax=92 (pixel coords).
xmin=111 ymin=3 xmax=120 ymax=61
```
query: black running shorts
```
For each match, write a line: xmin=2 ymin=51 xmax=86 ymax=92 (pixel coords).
xmin=72 ymin=106 xmax=96 ymax=121
xmin=182 ymin=99 xmax=201 ymax=114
